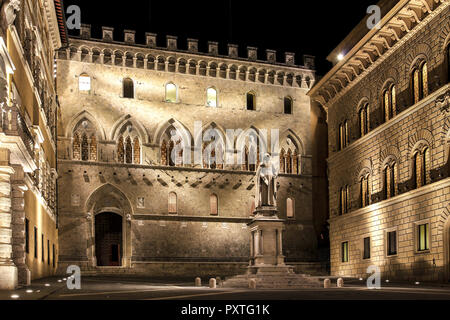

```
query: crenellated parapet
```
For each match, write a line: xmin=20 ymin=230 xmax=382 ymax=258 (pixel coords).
xmin=58 ymin=25 xmax=315 ymax=89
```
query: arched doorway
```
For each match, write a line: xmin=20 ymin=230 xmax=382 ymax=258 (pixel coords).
xmin=95 ymin=212 xmax=123 ymax=266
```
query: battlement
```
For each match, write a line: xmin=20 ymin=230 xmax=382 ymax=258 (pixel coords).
xmin=78 ymin=24 xmax=315 ymax=70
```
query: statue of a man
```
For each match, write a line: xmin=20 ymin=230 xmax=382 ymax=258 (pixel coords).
xmin=255 ymin=153 xmax=278 ymax=208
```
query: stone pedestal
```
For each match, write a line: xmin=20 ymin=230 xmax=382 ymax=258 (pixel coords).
xmin=248 ymin=206 xmax=293 ymax=275
xmin=223 ymin=206 xmax=321 ymax=289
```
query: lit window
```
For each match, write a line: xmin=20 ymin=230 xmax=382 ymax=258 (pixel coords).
xmin=206 ymin=88 xmax=217 ymax=107
xmin=411 ymin=61 xmax=428 ymax=104
xmin=79 ymin=74 xmax=91 ymax=91
xmin=165 ymin=83 xmax=177 ymax=103
xmin=418 ymin=223 xmax=430 ymax=252
xmin=360 ymin=174 xmax=370 ymax=208
xmin=342 ymin=242 xmax=349 ymax=263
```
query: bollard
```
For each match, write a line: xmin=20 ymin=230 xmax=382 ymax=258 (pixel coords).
xmin=323 ymin=278 xmax=331 ymax=288
xmin=216 ymin=277 xmax=222 ymax=287
xmin=249 ymin=279 xmax=257 ymax=289
xmin=195 ymin=277 xmax=201 ymax=287
xmin=337 ymin=278 xmax=344 ymax=288
xmin=209 ymin=278 xmax=217 ymax=289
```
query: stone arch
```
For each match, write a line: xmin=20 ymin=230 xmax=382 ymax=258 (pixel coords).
xmin=405 ymin=43 xmax=433 ymax=72
xmin=279 ymin=129 xmax=305 ymax=156
xmin=110 ymin=114 xmax=149 ymax=144
xmin=154 ymin=118 xmax=193 ymax=146
xmin=195 ymin=122 xmax=227 ymax=169
xmin=379 ymin=144 xmax=401 ymax=171
xmin=408 ymin=128 xmax=434 ymax=158
xmin=85 ymin=183 xmax=133 ymax=268
xmin=66 ymin=110 xmax=106 ymax=140
xmin=438 ymin=19 xmax=450 ymax=52
xmin=353 ymin=158 xmax=373 ymax=183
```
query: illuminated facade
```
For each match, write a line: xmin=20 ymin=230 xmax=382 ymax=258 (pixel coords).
xmin=310 ymin=0 xmax=450 ymax=281
xmin=54 ymin=25 xmax=329 ymax=277
xmin=0 ymin=0 xmax=66 ymax=289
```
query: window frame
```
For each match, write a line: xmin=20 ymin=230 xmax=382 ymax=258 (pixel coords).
xmin=385 ymin=228 xmax=398 ymax=257
xmin=284 ymin=96 xmax=293 ymax=115
xmin=122 ymin=77 xmax=135 ymax=99
xmin=286 ymin=197 xmax=295 ymax=219
xmin=362 ymin=236 xmax=371 ymax=260
xmin=165 ymin=82 xmax=178 ymax=103
xmin=78 ymin=73 xmax=91 ymax=93
xmin=414 ymin=220 xmax=431 ymax=254
xmin=206 ymin=87 xmax=218 ymax=108
xmin=246 ymin=91 xmax=256 ymax=111
xmin=341 ymin=241 xmax=349 ymax=263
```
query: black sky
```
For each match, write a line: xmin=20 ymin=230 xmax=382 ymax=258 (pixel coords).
xmin=63 ymin=0 xmax=376 ymax=75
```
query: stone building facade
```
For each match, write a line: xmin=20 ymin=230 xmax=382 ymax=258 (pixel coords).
xmin=310 ymin=0 xmax=450 ymax=281
xmin=0 ymin=0 xmax=66 ymax=289
xmin=55 ymin=25 xmax=328 ymax=278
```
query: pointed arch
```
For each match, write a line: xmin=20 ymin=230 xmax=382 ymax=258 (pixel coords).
xmin=110 ymin=114 xmax=149 ymax=144
xmin=66 ymin=110 xmax=106 ymax=140
xmin=85 ymin=183 xmax=133 ymax=216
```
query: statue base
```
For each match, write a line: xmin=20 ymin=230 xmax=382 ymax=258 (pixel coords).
xmin=222 ymin=206 xmax=322 ymax=288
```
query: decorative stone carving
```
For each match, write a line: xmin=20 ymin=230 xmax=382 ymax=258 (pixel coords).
xmin=0 ymin=0 xmax=20 ymax=37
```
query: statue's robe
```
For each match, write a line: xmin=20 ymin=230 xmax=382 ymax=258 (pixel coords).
xmin=256 ymin=163 xmax=277 ymax=208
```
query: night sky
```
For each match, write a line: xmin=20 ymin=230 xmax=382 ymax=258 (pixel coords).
xmin=63 ymin=0 xmax=376 ymax=75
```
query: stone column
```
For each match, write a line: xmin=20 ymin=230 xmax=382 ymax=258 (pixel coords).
xmin=0 ymin=149 xmax=18 ymax=289
xmin=11 ymin=165 xmax=31 ymax=286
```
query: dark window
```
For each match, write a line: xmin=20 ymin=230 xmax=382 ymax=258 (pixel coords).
xmin=123 ymin=78 xmax=134 ymax=99
xmin=363 ymin=237 xmax=371 ymax=260
xmin=25 ymin=218 xmax=29 ymax=254
xmin=34 ymin=227 xmax=38 ymax=258
xmin=418 ymin=223 xmax=429 ymax=252
xmin=387 ymin=231 xmax=397 ymax=256
xmin=246 ymin=92 xmax=255 ymax=110
xmin=47 ymin=240 xmax=50 ymax=265
xmin=284 ymin=97 xmax=293 ymax=114
xmin=342 ymin=242 xmax=349 ymax=263
xmin=41 ymin=234 xmax=44 ymax=262
xmin=53 ymin=244 xmax=56 ymax=268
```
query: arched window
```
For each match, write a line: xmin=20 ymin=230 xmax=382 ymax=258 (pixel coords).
xmin=360 ymin=174 xmax=370 ymax=208
xmin=414 ymin=152 xmax=422 ymax=189
xmin=413 ymin=148 xmax=430 ymax=189
xmin=73 ymin=133 xmax=81 ymax=160
xmin=284 ymin=96 xmax=293 ymax=114
xmin=339 ymin=185 xmax=350 ymax=215
xmin=280 ymin=149 xmax=286 ymax=173
xmin=411 ymin=61 xmax=428 ymax=104
xmin=210 ymin=194 xmax=218 ymax=216
xmin=286 ymin=198 xmax=294 ymax=218
xmin=78 ymin=73 xmax=91 ymax=92
xmin=90 ymin=135 xmax=97 ymax=161
xmin=383 ymin=161 xmax=397 ymax=200
xmin=81 ymin=133 xmax=89 ymax=161
xmin=125 ymin=137 xmax=133 ymax=164
xmin=117 ymin=136 xmax=124 ymax=163
xmin=161 ymin=136 xmax=183 ymax=167
xmin=133 ymin=137 xmax=140 ymax=164
xmin=123 ymin=77 xmax=134 ymax=99
xmin=383 ymin=85 xmax=396 ymax=122
xmin=168 ymin=192 xmax=177 ymax=214
xmin=247 ymin=92 xmax=255 ymax=110
xmin=206 ymin=87 xmax=217 ymax=107
xmin=359 ymin=103 xmax=369 ymax=137
xmin=338 ymin=120 xmax=349 ymax=150
xmin=165 ymin=83 xmax=177 ymax=103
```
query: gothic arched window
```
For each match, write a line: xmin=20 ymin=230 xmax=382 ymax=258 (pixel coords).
xmin=117 ymin=136 xmax=125 ymax=163
xmin=338 ymin=120 xmax=349 ymax=150
xmin=383 ymin=85 xmax=396 ymax=122
xmin=90 ymin=135 xmax=97 ymax=161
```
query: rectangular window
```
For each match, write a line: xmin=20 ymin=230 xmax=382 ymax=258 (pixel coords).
xmin=79 ymin=75 xmax=91 ymax=91
xmin=25 ymin=218 xmax=29 ymax=254
xmin=47 ymin=239 xmax=50 ymax=265
xmin=418 ymin=223 xmax=430 ymax=252
xmin=41 ymin=234 xmax=44 ymax=262
xmin=363 ymin=237 xmax=371 ymax=260
xmin=342 ymin=241 xmax=349 ymax=263
xmin=387 ymin=231 xmax=397 ymax=256
xmin=34 ymin=227 xmax=38 ymax=259
xmin=53 ymin=244 xmax=56 ymax=268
